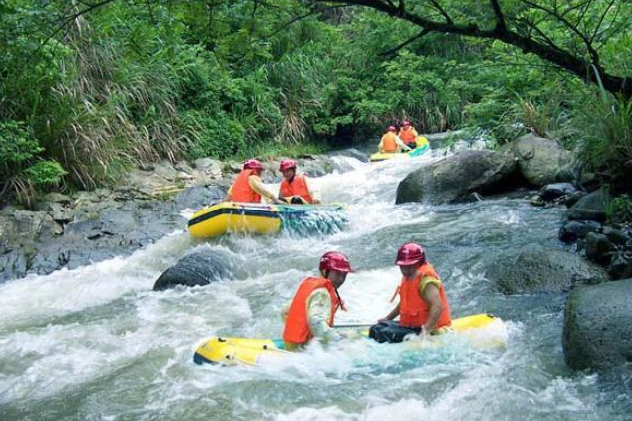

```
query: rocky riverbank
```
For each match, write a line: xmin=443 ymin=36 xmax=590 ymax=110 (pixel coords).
xmin=0 ymin=154 xmax=344 ymax=283
xmin=3 ymin=133 xmax=630 ymax=373
xmin=394 ymin=132 xmax=632 ymax=372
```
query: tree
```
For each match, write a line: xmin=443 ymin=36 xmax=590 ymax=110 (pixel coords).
xmin=307 ymin=0 xmax=631 ymax=99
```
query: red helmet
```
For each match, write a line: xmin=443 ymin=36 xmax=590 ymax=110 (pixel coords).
xmin=319 ymin=251 xmax=354 ymax=273
xmin=279 ymin=159 xmax=297 ymax=172
xmin=387 ymin=126 xmax=397 ymax=132
xmin=395 ymin=242 xmax=426 ymax=266
xmin=243 ymin=159 xmax=263 ymax=171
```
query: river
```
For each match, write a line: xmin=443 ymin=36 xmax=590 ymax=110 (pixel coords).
xmin=1 ymin=148 xmax=630 ymax=420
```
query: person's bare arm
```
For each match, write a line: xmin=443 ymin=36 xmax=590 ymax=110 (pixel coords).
xmin=379 ymin=303 xmax=400 ymax=322
xmin=249 ymin=175 xmax=283 ymax=204
xmin=395 ymin=136 xmax=411 ymax=152
xmin=421 ymin=283 xmax=444 ymax=333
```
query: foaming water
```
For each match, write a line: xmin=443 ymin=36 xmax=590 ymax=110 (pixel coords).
xmin=0 ymin=149 xmax=629 ymax=420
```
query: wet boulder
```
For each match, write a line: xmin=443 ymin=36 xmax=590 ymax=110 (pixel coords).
xmin=563 ymin=279 xmax=632 ymax=371
xmin=153 ymin=247 xmax=233 ymax=291
xmin=296 ymin=155 xmax=336 ymax=177
xmin=395 ymin=150 xmax=518 ymax=205
xmin=194 ymin=158 xmax=223 ymax=178
xmin=502 ymin=134 xmax=577 ymax=187
xmin=485 ymin=245 xmax=608 ymax=294
xmin=585 ymin=232 xmax=615 ymax=265
xmin=173 ymin=185 xmax=226 ymax=209
xmin=608 ymin=253 xmax=632 ymax=280
xmin=568 ymin=187 xmax=610 ymax=222
xmin=538 ymin=183 xmax=579 ymax=202
xmin=602 ymin=226 xmax=630 ymax=246
xmin=558 ymin=220 xmax=601 ymax=244
xmin=0 ymin=210 xmax=64 ymax=283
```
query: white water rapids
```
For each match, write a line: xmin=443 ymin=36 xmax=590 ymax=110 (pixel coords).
xmin=1 ymin=149 xmax=630 ymax=420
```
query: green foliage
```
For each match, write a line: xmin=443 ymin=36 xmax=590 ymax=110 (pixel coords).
xmin=1 ymin=0 xmax=630 ymax=200
xmin=184 ymin=111 xmax=247 ymax=160
xmin=606 ymin=195 xmax=632 ymax=223
xmin=0 ymin=121 xmax=42 ymax=170
xmin=24 ymin=160 xmax=68 ymax=188
xmin=0 ymin=120 xmax=67 ymax=206
xmin=236 ymin=140 xmax=328 ymax=161
xmin=572 ymin=91 xmax=632 ymax=191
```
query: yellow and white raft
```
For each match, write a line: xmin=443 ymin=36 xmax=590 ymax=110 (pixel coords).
xmin=193 ymin=313 xmax=505 ymax=366
xmin=187 ymin=201 xmax=346 ymax=239
xmin=369 ymin=136 xmax=430 ymax=163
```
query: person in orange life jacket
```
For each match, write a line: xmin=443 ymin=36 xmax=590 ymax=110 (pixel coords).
xmin=378 ymin=125 xmax=411 ymax=153
xmin=282 ymin=251 xmax=354 ymax=350
xmin=370 ymin=243 xmax=451 ymax=343
xmin=224 ymin=159 xmax=284 ymax=204
xmin=278 ymin=159 xmax=321 ymax=205
xmin=398 ymin=120 xmax=419 ymax=150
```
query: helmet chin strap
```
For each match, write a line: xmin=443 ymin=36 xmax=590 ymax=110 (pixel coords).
xmin=334 ymin=287 xmax=347 ymax=311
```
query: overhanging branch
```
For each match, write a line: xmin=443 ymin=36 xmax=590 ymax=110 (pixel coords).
xmin=379 ymin=28 xmax=430 ymax=56
xmin=314 ymin=0 xmax=630 ymax=98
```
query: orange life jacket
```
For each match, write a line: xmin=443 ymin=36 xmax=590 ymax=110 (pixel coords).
xmin=399 ymin=127 xmax=416 ymax=145
xmin=230 ymin=169 xmax=261 ymax=203
xmin=397 ymin=263 xmax=451 ymax=329
xmin=282 ymin=277 xmax=342 ymax=345
xmin=279 ymin=173 xmax=313 ymax=204
xmin=381 ymin=132 xmax=398 ymax=153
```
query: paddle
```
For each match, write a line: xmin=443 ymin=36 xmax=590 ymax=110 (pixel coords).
xmin=333 ymin=323 xmax=375 ymax=329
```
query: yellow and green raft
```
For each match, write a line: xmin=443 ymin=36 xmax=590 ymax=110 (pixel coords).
xmin=193 ymin=313 xmax=505 ymax=366
xmin=187 ymin=201 xmax=346 ymax=239
xmin=370 ymin=136 xmax=430 ymax=163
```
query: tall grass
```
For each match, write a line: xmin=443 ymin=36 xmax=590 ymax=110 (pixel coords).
xmin=2 ymin=12 xmax=191 ymax=191
xmin=573 ymin=91 xmax=632 ymax=191
xmin=44 ymin=37 xmax=188 ymax=189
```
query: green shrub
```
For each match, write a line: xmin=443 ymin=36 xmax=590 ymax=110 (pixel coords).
xmin=606 ymin=194 xmax=632 ymax=223
xmin=184 ymin=112 xmax=247 ymax=160
xmin=571 ymin=87 xmax=632 ymax=192
xmin=25 ymin=160 xmax=68 ymax=189
xmin=0 ymin=121 xmax=43 ymax=173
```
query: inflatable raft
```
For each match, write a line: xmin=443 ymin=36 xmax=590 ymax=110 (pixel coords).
xmin=370 ymin=136 xmax=430 ymax=163
xmin=187 ymin=201 xmax=346 ymax=239
xmin=193 ymin=313 xmax=504 ymax=366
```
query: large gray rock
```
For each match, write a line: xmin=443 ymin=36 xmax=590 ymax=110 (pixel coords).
xmin=485 ymin=245 xmax=609 ymax=294
xmin=0 ymin=210 xmax=63 ymax=242
xmin=609 ymin=253 xmax=632 ymax=280
xmin=0 ymin=186 xmax=226 ymax=283
xmin=395 ymin=150 xmax=518 ymax=205
xmin=194 ymin=158 xmax=222 ymax=178
xmin=558 ymin=220 xmax=601 ymax=243
xmin=0 ymin=211 xmax=64 ymax=280
xmin=538 ymin=183 xmax=578 ymax=202
xmin=568 ymin=187 xmax=611 ymax=222
xmin=173 ymin=185 xmax=226 ymax=209
xmin=153 ymin=247 xmax=233 ymax=291
xmin=585 ymin=232 xmax=615 ymax=265
xmin=563 ymin=279 xmax=632 ymax=371
xmin=502 ymin=134 xmax=577 ymax=187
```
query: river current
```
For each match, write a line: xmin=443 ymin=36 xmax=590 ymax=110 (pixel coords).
xmin=1 ymin=148 xmax=630 ymax=420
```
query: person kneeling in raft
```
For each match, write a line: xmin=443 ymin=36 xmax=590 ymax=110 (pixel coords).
xmin=282 ymin=251 xmax=353 ymax=351
xmin=370 ymin=242 xmax=452 ymax=343
xmin=224 ymin=159 xmax=284 ymax=204
xmin=398 ymin=119 xmax=419 ymax=150
xmin=378 ymin=125 xmax=411 ymax=154
xmin=277 ymin=159 xmax=321 ymax=205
